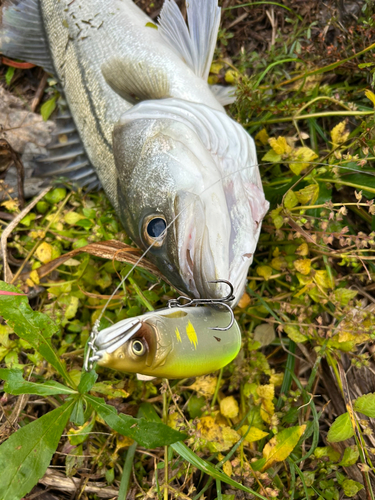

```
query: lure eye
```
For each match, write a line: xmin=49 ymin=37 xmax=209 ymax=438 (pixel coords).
xmin=131 ymin=339 xmax=146 ymax=356
xmin=143 ymin=215 xmax=167 ymax=247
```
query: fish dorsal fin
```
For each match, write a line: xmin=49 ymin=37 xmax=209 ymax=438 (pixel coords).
xmin=0 ymin=0 xmax=55 ymax=75
xmin=101 ymin=57 xmax=170 ymax=103
xmin=158 ymin=0 xmax=221 ymax=81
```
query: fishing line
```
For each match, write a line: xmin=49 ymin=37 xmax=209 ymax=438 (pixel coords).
xmin=94 ymin=157 xmax=375 ymax=320
xmin=84 ymin=155 xmax=375 ymax=368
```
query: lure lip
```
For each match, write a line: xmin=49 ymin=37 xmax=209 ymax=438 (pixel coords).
xmin=94 ymin=317 xmax=143 ymax=356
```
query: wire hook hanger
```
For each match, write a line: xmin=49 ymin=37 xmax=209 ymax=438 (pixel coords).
xmin=167 ymin=279 xmax=235 ymax=331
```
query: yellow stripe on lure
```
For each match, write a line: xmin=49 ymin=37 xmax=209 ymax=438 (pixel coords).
xmin=92 ymin=307 xmax=241 ymax=380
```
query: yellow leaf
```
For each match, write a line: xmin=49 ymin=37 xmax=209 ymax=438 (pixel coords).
xmin=240 ymin=426 xmax=269 ymax=443
xmin=260 ymin=399 xmax=275 ymax=424
xmin=289 ymin=147 xmax=318 ymax=175
xmin=210 ymin=62 xmax=224 ymax=74
xmin=314 ymin=270 xmax=331 ymax=289
xmin=238 ymin=292 xmax=251 ymax=309
xmin=35 ymin=242 xmax=53 ymax=264
xmin=223 ymin=460 xmax=233 ymax=477
xmin=269 ymin=136 xmax=292 ymax=155
xmin=256 ymin=265 xmax=273 ymax=280
xmin=208 ymin=75 xmax=219 ymax=85
xmin=284 ymin=190 xmax=299 ymax=209
xmin=331 ymin=121 xmax=349 ymax=146
xmin=64 ymin=212 xmax=85 ymax=225
xmin=220 ymin=396 xmax=239 ymax=419
xmin=1 ymin=199 xmax=19 ymax=212
xmin=261 ymin=425 xmax=306 ymax=471
xmin=271 ymin=256 xmax=287 ymax=271
xmin=365 ymin=89 xmax=375 ymax=107
xmin=257 ymin=384 xmax=274 ymax=400
xmin=257 ymin=384 xmax=275 ymax=424
xmin=270 ymin=372 xmax=284 ymax=386
xmin=145 ymin=21 xmax=158 ymax=29
xmin=29 ymin=270 xmax=40 ymax=285
xmin=295 ymin=184 xmax=319 ymax=205
xmin=337 ymin=330 xmax=369 ymax=345
xmin=284 ymin=325 xmax=307 ymax=343
xmin=294 ymin=259 xmax=311 ymax=275
xmin=225 ymin=69 xmax=238 ymax=84
xmin=197 ymin=416 xmax=240 ymax=452
xmin=255 ymin=128 xmax=269 ymax=146
xmin=190 ymin=375 xmax=217 ymax=397
xmin=296 ymin=243 xmax=309 ymax=256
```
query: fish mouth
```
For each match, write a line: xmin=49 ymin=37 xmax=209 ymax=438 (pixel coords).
xmin=175 ymin=191 xmax=232 ymax=301
xmin=92 ymin=317 xmax=143 ymax=361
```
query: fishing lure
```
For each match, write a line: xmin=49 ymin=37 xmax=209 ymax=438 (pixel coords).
xmin=85 ymin=282 xmax=241 ymax=380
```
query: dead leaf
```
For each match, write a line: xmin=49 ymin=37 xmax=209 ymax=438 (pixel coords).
xmin=261 ymin=425 xmax=306 ymax=471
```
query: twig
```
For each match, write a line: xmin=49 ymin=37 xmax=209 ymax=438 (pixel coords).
xmin=30 ymin=72 xmax=48 ymax=112
xmin=0 ymin=186 xmax=51 ymax=283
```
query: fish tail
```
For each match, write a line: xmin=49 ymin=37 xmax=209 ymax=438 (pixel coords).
xmin=0 ymin=0 xmax=99 ymax=189
xmin=1 ymin=0 xmax=55 ymax=74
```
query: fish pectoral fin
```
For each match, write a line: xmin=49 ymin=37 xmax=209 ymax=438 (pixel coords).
xmin=101 ymin=57 xmax=170 ymax=103
xmin=1 ymin=0 xmax=55 ymax=75
xmin=209 ymin=85 xmax=237 ymax=106
xmin=137 ymin=373 xmax=156 ymax=381
xmin=158 ymin=0 xmax=220 ymax=81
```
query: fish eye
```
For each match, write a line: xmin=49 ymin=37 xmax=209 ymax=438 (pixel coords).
xmin=131 ymin=339 xmax=146 ymax=356
xmin=143 ymin=215 xmax=167 ymax=247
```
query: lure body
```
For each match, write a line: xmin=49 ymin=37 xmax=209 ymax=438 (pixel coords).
xmin=0 ymin=0 xmax=269 ymax=303
xmin=93 ymin=307 xmax=241 ymax=379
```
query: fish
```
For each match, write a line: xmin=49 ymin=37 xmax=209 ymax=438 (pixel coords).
xmin=0 ymin=0 xmax=269 ymax=303
xmin=90 ymin=306 xmax=241 ymax=380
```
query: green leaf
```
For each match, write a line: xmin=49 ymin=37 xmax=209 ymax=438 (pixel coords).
xmin=5 ymin=66 xmax=16 ymax=86
xmin=343 ymin=173 xmax=375 ymax=199
xmin=338 ymin=446 xmax=359 ymax=467
xmin=85 ymin=395 xmax=186 ymax=449
xmin=0 ymin=400 xmax=74 ymax=500
xmin=353 ymin=392 xmax=375 ymax=417
xmin=68 ymin=414 xmax=95 ymax=445
xmin=139 ymin=403 xmax=268 ymax=500
xmin=40 ymin=95 xmax=57 ymax=121
xmin=0 ymin=368 xmax=77 ymax=396
xmin=327 ymin=412 xmax=355 ymax=443
xmin=0 ymin=282 xmax=73 ymax=386
xmin=262 ymin=150 xmax=282 ymax=163
xmin=78 ymin=369 xmax=98 ymax=394
xmin=342 ymin=479 xmax=364 ymax=497
xmin=284 ymin=190 xmax=299 ymax=209
xmin=334 ymin=288 xmax=357 ymax=306
xmin=70 ymin=398 xmax=85 ymax=426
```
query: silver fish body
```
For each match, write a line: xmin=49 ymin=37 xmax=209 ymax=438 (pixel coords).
xmin=1 ymin=0 xmax=269 ymax=303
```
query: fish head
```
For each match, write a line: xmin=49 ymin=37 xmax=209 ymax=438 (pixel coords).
xmin=94 ymin=313 xmax=173 ymax=376
xmin=112 ymin=100 xmax=269 ymax=303
xmin=113 ymin=111 xmax=231 ymax=300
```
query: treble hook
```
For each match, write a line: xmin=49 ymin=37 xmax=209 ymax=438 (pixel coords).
xmin=167 ymin=279 xmax=235 ymax=331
